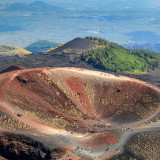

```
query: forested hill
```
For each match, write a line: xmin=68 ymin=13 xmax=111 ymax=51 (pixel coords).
xmin=82 ymin=37 xmax=160 ymax=74
xmin=25 ymin=40 xmax=59 ymax=53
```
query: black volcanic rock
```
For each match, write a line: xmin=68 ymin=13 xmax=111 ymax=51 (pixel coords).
xmin=48 ymin=37 xmax=98 ymax=54
xmin=0 ymin=132 xmax=67 ymax=160
xmin=0 ymin=65 xmax=24 ymax=74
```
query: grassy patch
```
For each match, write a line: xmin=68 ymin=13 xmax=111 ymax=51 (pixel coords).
xmin=82 ymin=37 xmax=160 ymax=74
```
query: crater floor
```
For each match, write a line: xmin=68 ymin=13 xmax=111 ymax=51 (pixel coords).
xmin=0 ymin=67 xmax=160 ymax=160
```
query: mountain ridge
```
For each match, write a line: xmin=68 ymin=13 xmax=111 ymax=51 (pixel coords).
xmin=1 ymin=1 xmax=67 ymax=13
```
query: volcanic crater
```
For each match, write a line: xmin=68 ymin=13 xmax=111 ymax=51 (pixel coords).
xmin=0 ymin=67 xmax=160 ymax=160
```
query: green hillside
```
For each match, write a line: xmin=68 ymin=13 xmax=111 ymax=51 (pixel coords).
xmin=0 ymin=45 xmax=31 ymax=55
xmin=82 ymin=37 xmax=160 ymax=74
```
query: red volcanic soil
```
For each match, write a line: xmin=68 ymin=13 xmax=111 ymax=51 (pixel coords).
xmin=0 ymin=67 xmax=159 ymax=159
xmin=78 ymin=132 xmax=118 ymax=149
xmin=66 ymin=77 xmax=96 ymax=117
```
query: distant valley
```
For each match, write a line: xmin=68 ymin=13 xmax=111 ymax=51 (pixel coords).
xmin=0 ymin=1 xmax=160 ymax=47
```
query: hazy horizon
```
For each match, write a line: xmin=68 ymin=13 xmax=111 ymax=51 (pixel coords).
xmin=0 ymin=0 xmax=160 ymax=48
